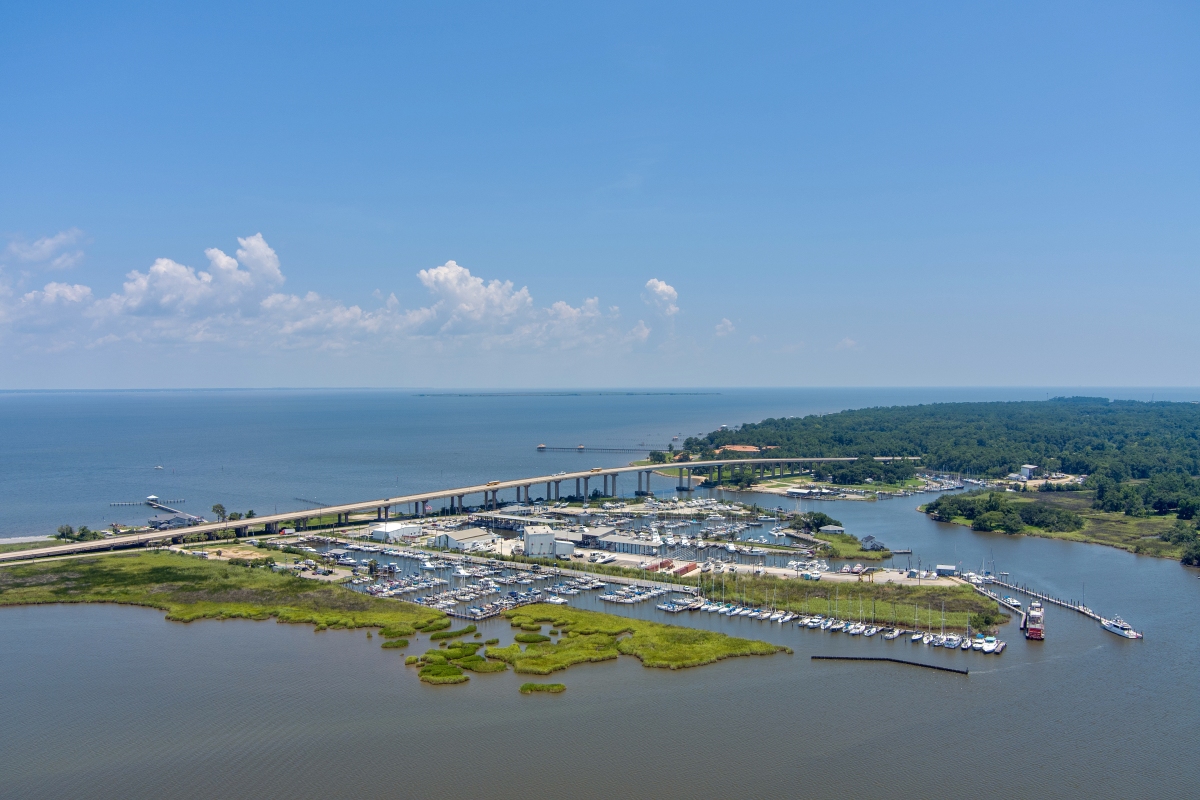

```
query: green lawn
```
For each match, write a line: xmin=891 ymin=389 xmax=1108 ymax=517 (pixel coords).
xmin=814 ymin=532 xmax=890 ymax=561
xmin=0 ymin=550 xmax=444 ymax=633
xmin=0 ymin=538 xmax=63 ymax=555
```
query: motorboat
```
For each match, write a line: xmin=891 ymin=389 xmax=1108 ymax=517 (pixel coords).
xmin=982 ymin=636 xmax=998 ymax=654
xmin=1100 ymin=616 xmax=1143 ymax=639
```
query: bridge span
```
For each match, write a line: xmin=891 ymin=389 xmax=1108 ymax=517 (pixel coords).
xmin=0 ymin=456 xmax=913 ymax=563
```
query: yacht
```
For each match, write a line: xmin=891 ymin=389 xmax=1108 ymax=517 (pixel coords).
xmin=1100 ymin=616 xmax=1143 ymax=639
xmin=910 ymin=631 xmax=924 ymax=642
xmin=982 ymin=636 xmax=998 ymax=654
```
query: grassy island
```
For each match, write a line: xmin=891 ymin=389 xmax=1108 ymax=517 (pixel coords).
xmin=520 ymin=683 xmax=565 ymax=694
xmin=486 ymin=605 xmax=787 ymax=675
xmin=0 ymin=551 xmax=444 ymax=633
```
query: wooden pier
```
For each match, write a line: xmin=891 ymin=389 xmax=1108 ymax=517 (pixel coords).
xmin=990 ymin=578 xmax=1102 ymax=623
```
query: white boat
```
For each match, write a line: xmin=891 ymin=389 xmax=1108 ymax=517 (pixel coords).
xmin=1100 ymin=616 xmax=1143 ymax=639
xmin=910 ymin=631 xmax=923 ymax=642
xmin=545 ymin=595 xmax=568 ymax=605
xmin=982 ymin=636 xmax=997 ymax=654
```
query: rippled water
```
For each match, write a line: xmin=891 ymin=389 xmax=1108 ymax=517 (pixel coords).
xmin=3 ymin=389 xmax=1199 ymax=798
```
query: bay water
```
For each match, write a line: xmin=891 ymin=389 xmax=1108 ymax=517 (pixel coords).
xmin=2 ymin=389 xmax=1197 ymax=799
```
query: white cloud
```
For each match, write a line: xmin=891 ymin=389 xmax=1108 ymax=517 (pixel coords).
xmin=715 ymin=318 xmax=735 ymax=337
xmin=414 ymin=260 xmax=533 ymax=333
xmin=643 ymin=278 xmax=679 ymax=316
xmin=834 ymin=337 xmax=858 ymax=350
xmin=0 ymin=237 xmax=662 ymax=359
xmin=6 ymin=228 xmax=85 ymax=269
xmin=23 ymin=282 xmax=93 ymax=304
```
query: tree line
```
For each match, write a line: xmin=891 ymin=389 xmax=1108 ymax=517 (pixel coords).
xmin=924 ymin=490 xmax=1085 ymax=534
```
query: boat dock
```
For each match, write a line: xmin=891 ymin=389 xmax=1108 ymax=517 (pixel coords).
xmin=990 ymin=578 xmax=1102 ymax=623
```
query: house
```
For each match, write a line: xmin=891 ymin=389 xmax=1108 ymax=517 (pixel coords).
xmin=860 ymin=535 xmax=887 ymax=552
xmin=432 ymin=528 xmax=498 ymax=552
xmin=147 ymin=514 xmax=194 ymax=530
xmin=370 ymin=521 xmax=422 ymax=543
xmin=818 ymin=525 xmax=845 ymax=535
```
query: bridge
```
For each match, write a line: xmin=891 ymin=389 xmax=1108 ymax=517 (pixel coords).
xmin=0 ymin=456 xmax=914 ymax=563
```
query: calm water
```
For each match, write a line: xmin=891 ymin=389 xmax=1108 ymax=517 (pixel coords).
xmin=2 ymin=389 xmax=1199 ymax=799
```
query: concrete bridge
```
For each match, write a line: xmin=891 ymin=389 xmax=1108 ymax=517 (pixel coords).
xmin=0 ymin=456 xmax=914 ymax=563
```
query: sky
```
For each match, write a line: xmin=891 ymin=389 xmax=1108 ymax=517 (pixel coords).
xmin=1 ymin=2 xmax=1197 ymax=389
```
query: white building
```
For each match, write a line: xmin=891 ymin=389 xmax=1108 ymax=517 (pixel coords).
xmin=553 ymin=539 xmax=575 ymax=558
xmin=523 ymin=525 xmax=557 ymax=557
xmin=1020 ymin=465 xmax=1038 ymax=480
xmin=370 ymin=521 xmax=423 ymax=542
xmin=432 ymin=528 xmax=499 ymax=552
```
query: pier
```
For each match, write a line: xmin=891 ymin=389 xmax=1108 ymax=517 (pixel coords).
xmin=990 ymin=578 xmax=1102 ymax=623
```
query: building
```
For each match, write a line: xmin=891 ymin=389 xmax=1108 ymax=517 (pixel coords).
xmin=818 ymin=525 xmax=846 ymax=535
xmin=432 ymin=528 xmax=499 ymax=552
xmin=147 ymin=514 xmax=194 ymax=530
xmin=860 ymin=535 xmax=887 ymax=552
xmin=1020 ymin=465 xmax=1038 ymax=480
xmin=553 ymin=539 xmax=575 ymax=558
xmin=595 ymin=531 xmax=662 ymax=556
xmin=370 ymin=521 xmax=422 ymax=542
xmin=935 ymin=564 xmax=957 ymax=577
xmin=522 ymin=525 xmax=558 ymax=557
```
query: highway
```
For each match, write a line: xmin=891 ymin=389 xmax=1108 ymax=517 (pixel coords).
xmin=0 ymin=456 xmax=910 ymax=563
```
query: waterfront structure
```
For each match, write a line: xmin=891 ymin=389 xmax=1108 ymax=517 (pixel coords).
xmin=370 ymin=521 xmax=422 ymax=542
xmin=522 ymin=525 xmax=557 ymax=557
xmin=432 ymin=528 xmax=498 ymax=552
xmin=818 ymin=524 xmax=846 ymax=535
xmin=147 ymin=514 xmax=194 ymax=530
xmin=596 ymin=531 xmax=662 ymax=556
xmin=935 ymin=564 xmax=957 ymax=576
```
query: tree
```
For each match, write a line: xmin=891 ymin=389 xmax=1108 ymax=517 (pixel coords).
xmin=648 ymin=451 xmax=668 ymax=464
xmin=56 ymin=525 xmax=75 ymax=540
xmin=211 ymin=504 xmax=227 ymax=523
xmin=246 ymin=510 xmax=256 ymax=518
xmin=227 ymin=511 xmax=243 ymax=521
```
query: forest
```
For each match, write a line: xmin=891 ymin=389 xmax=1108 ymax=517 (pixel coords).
xmin=684 ymin=397 xmax=1200 ymax=480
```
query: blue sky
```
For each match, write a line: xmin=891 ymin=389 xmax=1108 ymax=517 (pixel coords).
xmin=1 ymin=2 xmax=1197 ymax=388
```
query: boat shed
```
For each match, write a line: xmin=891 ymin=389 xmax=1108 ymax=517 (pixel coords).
xmin=370 ymin=521 xmax=423 ymax=542
xmin=432 ymin=528 xmax=499 ymax=552
xmin=596 ymin=531 xmax=662 ymax=556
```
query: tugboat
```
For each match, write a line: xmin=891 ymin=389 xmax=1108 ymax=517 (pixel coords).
xmin=1100 ymin=616 xmax=1143 ymax=639
xmin=1025 ymin=601 xmax=1045 ymax=640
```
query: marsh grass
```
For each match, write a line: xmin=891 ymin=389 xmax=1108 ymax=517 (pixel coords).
xmin=0 ymin=551 xmax=444 ymax=634
xmin=419 ymin=664 xmax=468 ymax=685
xmin=429 ymin=624 xmax=477 ymax=640
xmin=514 ymin=633 xmax=551 ymax=644
xmin=381 ymin=639 xmax=409 ymax=649
xmin=487 ymin=605 xmax=786 ymax=675
xmin=520 ymin=683 xmax=565 ymax=694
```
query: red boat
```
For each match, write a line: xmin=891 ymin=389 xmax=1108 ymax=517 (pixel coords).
xmin=1025 ymin=601 xmax=1045 ymax=640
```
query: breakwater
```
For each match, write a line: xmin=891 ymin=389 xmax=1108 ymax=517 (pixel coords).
xmin=812 ymin=655 xmax=968 ymax=675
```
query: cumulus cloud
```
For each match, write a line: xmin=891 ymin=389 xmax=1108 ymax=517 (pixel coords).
xmin=643 ymin=278 xmax=679 ymax=316
xmin=23 ymin=282 xmax=93 ymax=304
xmin=5 ymin=228 xmax=85 ymax=269
xmin=834 ymin=337 xmax=858 ymax=350
xmin=715 ymin=318 xmax=735 ymax=337
xmin=0 ymin=236 xmax=662 ymax=359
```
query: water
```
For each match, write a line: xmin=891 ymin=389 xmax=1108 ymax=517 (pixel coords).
xmin=2 ymin=389 xmax=1199 ymax=799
